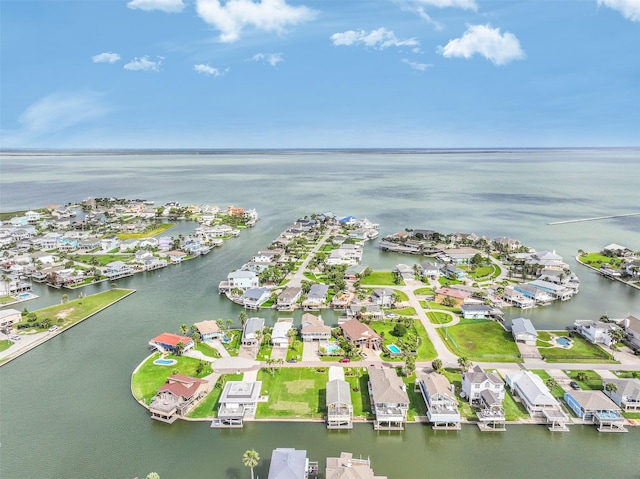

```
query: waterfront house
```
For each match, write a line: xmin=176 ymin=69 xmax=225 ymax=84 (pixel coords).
xmin=462 ymin=366 xmax=505 ymax=405
xmin=623 ymin=315 xmax=640 ymax=350
xmin=326 ymin=367 xmax=353 ymax=429
xmin=460 ymin=303 xmax=493 ymax=319
xmin=167 ymin=250 xmax=187 ymax=263
xmin=303 ymin=283 xmax=329 ymax=309
xmin=420 ymin=261 xmax=440 ymax=278
xmin=602 ymin=243 xmax=632 ymax=256
xmin=300 ymin=313 xmax=331 ymax=342
xmin=443 ymin=264 xmax=467 ymax=280
xmin=443 ymin=247 xmax=482 ymax=264
xmin=158 ymin=236 xmax=173 ymax=251
xmin=0 ymin=309 xmax=21 ymax=329
xmin=101 ymin=236 xmax=120 ymax=252
xmin=104 ymin=261 xmax=134 ymax=280
xmin=513 ymin=284 xmax=553 ymax=305
xmin=573 ymin=319 xmax=618 ymax=347
xmin=435 ymin=287 xmax=471 ymax=307
xmin=602 ymin=378 xmax=640 ymax=411
xmin=149 ymin=374 xmax=210 ymax=424
xmin=344 ymin=264 xmax=368 ymax=281
xmin=193 ymin=320 xmax=221 ymax=342
xmin=267 ymin=448 xmax=312 ymax=479
xmin=527 ymin=279 xmax=574 ymax=301
xmin=277 ymin=286 xmax=302 ymax=310
xmin=505 ymin=371 xmax=568 ymax=430
xmin=417 ymin=372 xmax=461 ymax=430
xmin=242 ymin=287 xmax=271 ymax=309
xmin=394 ymin=263 xmax=414 ymax=281
xmin=149 ymin=333 xmax=194 ymax=354
xmin=215 ymin=380 xmax=262 ymax=427
xmin=272 ymin=318 xmax=294 ymax=347
xmin=347 ymin=303 xmax=383 ymax=321
xmin=227 ymin=270 xmax=259 ymax=290
xmin=242 ymin=317 xmax=265 ymax=345
xmin=564 ymin=390 xmax=627 ymax=432
xmin=340 ymin=319 xmax=382 ymax=350
xmin=326 ymin=452 xmax=387 ymax=479
xmin=368 ymin=366 xmax=409 ymax=430
xmin=511 ymin=318 xmax=538 ymax=345
xmin=502 ymin=287 xmax=535 ymax=309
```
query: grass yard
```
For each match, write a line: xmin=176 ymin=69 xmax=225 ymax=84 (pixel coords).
xmin=116 ymin=222 xmax=175 ymax=240
xmin=614 ymin=371 xmax=640 ymax=379
xmin=426 ymin=301 xmax=461 ymax=313
xmin=438 ymin=319 xmax=521 ymax=362
xmin=502 ymin=389 xmax=530 ymax=420
xmin=188 ymin=373 xmax=243 ymax=419
xmin=413 ymin=288 xmax=435 ymax=296
xmin=392 ymin=289 xmax=409 ymax=301
xmin=345 ymin=370 xmax=373 ymax=419
xmin=386 ymin=307 xmax=416 ymax=316
xmin=530 ymin=370 xmax=565 ymax=399
xmin=0 ymin=340 xmax=12 ymax=352
xmin=441 ymin=369 xmax=475 ymax=419
xmin=467 ymin=265 xmax=495 ymax=280
xmin=131 ymin=353 xmax=213 ymax=404
xmin=74 ymin=254 xmax=133 ymax=265
xmin=257 ymin=368 xmax=328 ymax=419
xmin=403 ymin=376 xmax=428 ymax=420
xmin=196 ymin=342 xmax=221 ymax=359
xmin=14 ymin=289 xmax=134 ymax=332
xmin=565 ymin=370 xmax=603 ymax=390
xmin=427 ymin=311 xmax=453 ymax=325
xmin=359 ymin=271 xmax=404 ymax=286
xmin=539 ymin=335 xmax=615 ymax=363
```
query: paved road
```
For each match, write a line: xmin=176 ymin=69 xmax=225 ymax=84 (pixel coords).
xmin=287 ymin=226 xmax=335 ymax=288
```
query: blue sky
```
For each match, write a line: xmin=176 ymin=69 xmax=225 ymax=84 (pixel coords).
xmin=1 ymin=0 xmax=639 ymax=148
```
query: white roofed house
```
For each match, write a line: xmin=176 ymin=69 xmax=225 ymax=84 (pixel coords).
xmin=272 ymin=318 xmax=294 ymax=348
xmin=462 ymin=366 xmax=506 ymax=431
xmin=103 ymin=261 xmax=134 ymax=280
xmin=417 ymin=371 xmax=461 ymax=430
xmin=0 ymin=309 xmax=22 ymax=329
xmin=370 ymin=288 xmax=394 ymax=308
xmin=460 ymin=303 xmax=493 ymax=319
xmin=573 ymin=320 xmax=618 ymax=347
xmin=326 ymin=367 xmax=353 ymax=429
xmin=214 ymin=380 xmax=263 ymax=428
xmin=300 ymin=313 xmax=331 ymax=342
xmin=511 ymin=317 xmax=538 ymax=346
xmin=223 ymin=270 xmax=259 ymax=293
xmin=367 ymin=365 xmax=409 ymax=430
xmin=267 ymin=448 xmax=313 ymax=479
xmin=623 ymin=315 xmax=640 ymax=350
xmin=242 ymin=317 xmax=265 ymax=346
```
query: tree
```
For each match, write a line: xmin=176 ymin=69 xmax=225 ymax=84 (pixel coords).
xmin=457 ymin=356 xmax=472 ymax=372
xmin=175 ymin=341 xmax=185 ymax=356
xmin=392 ymin=323 xmax=407 ymax=337
xmin=146 ymin=473 xmax=161 ymax=479
xmin=576 ymin=371 xmax=588 ymax=382
xmin=441 ymin=297 xmax=456 ymax=308
xmin=604 ymin=382 xmax=618 ymax=395
xmin=432 ymin=358 xmax=443 ymax=372
xmin=242 ymin=449 xmax=260 ymax=479
xmin=239 ymin=310 xmax=248 ymax=327
xmin=226 ymin=319 xmax=234 ymax=330
xmin=545 ymin=378 xmax=559 ymax=390
xmin=608 ymin=327 xmax=625 ymax=351
xmin=179 ymin=323 xmax=189 ymax=336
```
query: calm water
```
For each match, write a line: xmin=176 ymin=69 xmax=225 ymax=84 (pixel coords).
xmin=1 ymin=149 xmax=639 ymax=479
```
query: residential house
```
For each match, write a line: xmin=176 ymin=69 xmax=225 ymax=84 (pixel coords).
xmin=242 ymin=287 xmax=271 ymax=309
xmin=460 ymin=303 xmax=493 ymax=319
xmin=417 ymin=372 xmax=461 ymax=430
xmin=272 ymin=318 xmax=294 ymax=347
xmin=277 ymin=286 xmax=302 ymax=310
xmin=511 ymin=318 xmax=538 ymax=345
xmin=370 ymin=288 xmax=394 ymax=308
xmin=502 ymin=287 xmax=535 ymax=309
xmin=442 ymin=247 xmax=482 ymax=264
xmin=149 ymin=333 xmax=194 ymax=354
xmin=462 ymin=366 xmax=505 ymax=405
xmin=193 ymin=320 xmax=221 ymax=342
xmin=623 ymin=315 xmax=640 ymax=350
xmin=0 ymin=309 xmax=21 ymax=329
xmin=226 ymin=270 xmax=259 ymax=290
xmin=603 ymin=378 xmax=640 ymax=411
xmin=394 ymin=264 xmax=413 ymax=281
xmin=421 ymin=261 xmax=440 ymax=278
xmin=344 ymin=264 xmax=368 ymax=281
xmin=340 ymin=319 xmax=382 ymax=350
xmin=435 ymin=287 xmax=471 ymax=307
xmin=300 ymin=313 xmax=332 ymax=342
xmin=167 ymin=250 xmax=188 ymax=263
xmin=527 ymin=279 xmax=574 ymax=301
xmin=215 ymin=381 xmax=262 ymax=427
xmin=100 ymin=236 xmax=120 ymax=252
xmin=443 ymin=264 xmax=466 ymax=280
xmin=303 ymin=283 xmax=329 ymax=309
xmin=602 ymin=243 xmax=632 ymax=257
xmin=564 ymin=390 xmax=627 ymax=432
xmin=326 ymin=367 xmax=353 ymax=429
xmin=368 ymin=366 xmax=409 ymax=430
xmin=267 ymin=448 xmax=310 ymax=479
xmin=574 ymin=320 xmax=618 ymax=347
xmin=326 ymin=453 xmax=387 ymax=479
xmin=347 ymin=304 xmax=383 ymax=321
xmin=513 ymin=284 xmax=553 ymax=305
xmin=104 ymin=261 xmax=134 ymax=280
xmin=505 ymin=371 xmax=568 ymax=430
xmin=149 ymin=374 xmax=210 ymax=423
xmin=242 ymin=317 xmax=265 ymax=345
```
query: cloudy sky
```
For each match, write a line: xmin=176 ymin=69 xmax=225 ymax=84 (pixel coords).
xmin=1 ymin=0 xmax=639 ymax=148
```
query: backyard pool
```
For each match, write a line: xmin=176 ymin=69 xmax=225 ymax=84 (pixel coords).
xmin=326 ymin=343 xmax=340 ymax=354
xmin=153 ymin=358 xmax=177 ymax=366
xmin=556 ymin=337 xmax=573 ymax=347
xmin=387 ymin=344 xmax=402 ymax=355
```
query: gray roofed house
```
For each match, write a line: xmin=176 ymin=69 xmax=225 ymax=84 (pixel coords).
xmin=505 ymin=371 xmax=568 ymax=430
xmin=460 ymin=303 xmax=493 ymax=319
xmin=511 ymin=317 xmax=537 ymax=345
xmin=277 ymin=286 xmax=302 ymax=310
xmin=242 ymin=287 xmax=271 ymax=309
xmin=367 ymin=366 xmax=409 ymax=430
xmin=300 ymin=313 xmax=331 ymax=342
xmin=623 ymin=315 xmax=640 ymax=349
xmin=303 ymin=283 xmax=329 ymax=308
xmin=267 ymin=448 xmax=309 ymax=479
xmin=417 ymin=372 xmax=461 ymax=430
xmin=462 ymin=365 xmax=505 ymax=405
xmin=564 ymin=390 xmax=627 ymax=432
xmin=242 ymin=317 xmax=265 ymax=345
xmin=326 ymin=377 xmax=353 ymax=429
xmin=602 ymin=378 xmax=640 ymax=411
xmin=272 ymin=318 xmax=294 ymax=347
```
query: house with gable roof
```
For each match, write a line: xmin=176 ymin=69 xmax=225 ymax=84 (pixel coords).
xmin=602 ymin=378 xmax=640 ymax=411
xmin=623 ymin=315 xmax=640 ymax=350
xmin=511 ymin=317 xmax=538 ymax=345
xmin=368 ymin=365 xmax=409 ymax=430
xmin=193 ymin=320 xmax=221 ymax=342
xmin=325 ymin=453 xmax=387 ymax=479
xmin=149 ymin=333 xmax=194 ymax=354
xmin=267 ymin=448 xmax=312 ymax=479
xmin=326 ymin=367 xmax=353 ymax=429
xmin=417 ymin=371 xmax=461 ymax=430
xmin=300 ymin=313 xmax=331 ymax=342
xmin=148 ymin=374 xmax=210 ymax=423
xmin=340 ymin=319 xmax=382 ymax=350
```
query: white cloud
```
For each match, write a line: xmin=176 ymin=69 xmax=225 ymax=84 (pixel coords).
xmin=409 ymin=0 xmax=477 ymax=10
xmin=330 ymin=28 xmax=419 ymax=49
xmin=1 ymin=91 xmax=109 ymax=146
xmin=195 ymin=0 xmax=317 ymax=43
xmin=124 ymin=56 xmax=162 ymax=72
xmin=249 ymin=52 xmax=284 ymax=66
xmin=597 ymin=0 xmax=640 ymax=21
xmin=92 ymin=52 xmax=121 ymax=64
xmin=437 ymin=24 xmax=525 ymax=65
xmin=194 ymin=64 xmax=228 ymax=76
xmin=401 ymin=58 xmax=432 ymax=71
xmin=127 ymin=0 xmax=186 ymax=13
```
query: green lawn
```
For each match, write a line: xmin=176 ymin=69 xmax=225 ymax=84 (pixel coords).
xmin=116 ymin=222 xmax=175 ymax=239
xmin=530 ymin=370 xmax=565 ymax=399
xmin=392 ymin=289 xmax=409 ymax=301
xmin=0 ymin=340 xmax=12 ymax=352
xmin=413 ymin=288 xmax=435 ymax=296
xmin=14 ymin=289 xmax=134 ymax=332
xmin=438 ymin=319 xmax=521 ymax=362
xmin=565 ymin=370 xmax=603 ymax=390
xmin=438 ymin=277 xmax=463 ymax=286
xmin=441 ymin=369 xmax=475 ymax=419
xmin=369 ymin=319 xmax=436 ymax=361
xmin=73 ymin=254 xmax=133 ymax=265
xmin=414 ymin=320 xmax=437 ymax=361
xmin=345 ymin=370 xmax=373 ymax=419
xmin=467 ymin=265 xmax=494 ymax=280
xmin=359 ymin=271 xmax=404 ymax=286
xmin=131 ymin=353 xmax=213 ymax=404
xmin=578 ymin=252 xmax=618 ymax=266
xmin=426 ymin=301 xmax=461 ymax=313
xmin=427 ymin=311 xmax=453 ymax=325
xmin=257 ymin=367 xmax=328 ymax=419
xmin=403 ymin=376 xmax=428 ymax=420
xmin=188 ymin=373 xmax=243 ymax=419
xmin=195 ymin=342 xmax=221 ymax=359
xmin=539 ymin=335 xmax=615 ymax=363
xmin=1 ymin=296 xmax=15 ymax=304
xmin=613 ymin=371 xmax=640 ymax=379
xmin=386 ymin=307 xmax=416 ymax=316
xmin=502 ymin=389 xmax=530 ymax=420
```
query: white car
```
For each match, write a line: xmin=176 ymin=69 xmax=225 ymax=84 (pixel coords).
xmin=48 ymin=325 xmax=59 ymax=332
xmin=10 ymin=335 xmax=21 ymax=341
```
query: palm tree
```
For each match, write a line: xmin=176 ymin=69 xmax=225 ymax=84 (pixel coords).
xmin=546 ymin=378 xmax=559 ymax=390
xmin=432 ymin=358 xmax=443 ymax=372
xmin=576 ymin=371 xmax=588 ymax=382
xmin=239 ymin=310 xmax=248 ymax=327
xmin=604 ymin=382 xmax=618 ymax=395
xmin=179 ymin=323 xmax=188 ymax=336
xmin=608 ymin=327 xmax=625 ymax=351
xmin=457 ymin=356 xmax=471 ymax=372
xmin=226 ymin=319 xmax=234 ymax=330
xmin=242 ymin=449 xmax=260 ymax=479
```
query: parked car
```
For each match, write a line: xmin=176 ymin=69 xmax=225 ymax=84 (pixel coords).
xmin=339 ymin=358 xmax=350 ymax=363
xmin=287 ymin=358 xmax=297 ymax=363
xmin=10 ymin=335 xmax=21 ymax=341
xmin=569 ymin=381 xmax=580 ymax=390
xmin=48 ymin=325 xmax=58 ymax=332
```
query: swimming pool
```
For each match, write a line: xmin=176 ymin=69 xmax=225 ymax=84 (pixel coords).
xmin=556 ymin=337 xmax=572 ymax=347
xmin=387 ymin=344 xmax=401 ymax=354
xmin=326 ymin=344 xmax=340 ymax=354
xmin=17 ymin=293 xmax=30 ymax=299
xmin=153 ymin=358 xmax=177 ymax=366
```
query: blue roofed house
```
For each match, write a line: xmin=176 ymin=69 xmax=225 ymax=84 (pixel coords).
xmin=303 ymin=283 xmax=329 ymax=309
xmin=242 ymin=287 xmax=271 ymax=309
xmin=564 ymin=390 xmax=627 ymax=432
xmin=511 ymin=317 xmax=537 ymax=345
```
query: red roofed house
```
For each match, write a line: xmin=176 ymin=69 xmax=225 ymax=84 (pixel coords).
xmin=340 ymin=319 xmax=382 ymax=350
xmin=149 ymin=374 xmax=210 ymax=423
xmin=149 ymin=333 xmax=194 ymax=354
xmin=435 ymin=288 xmax=471 ymax=307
